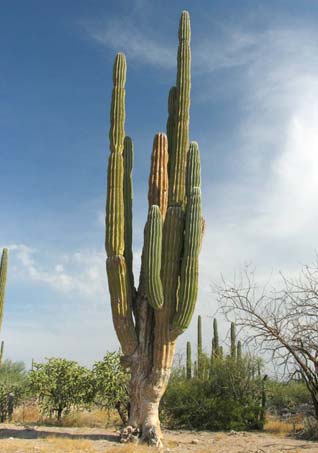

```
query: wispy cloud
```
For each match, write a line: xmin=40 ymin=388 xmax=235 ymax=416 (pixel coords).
xmin=7 ymin=244 xmax=106 ymax=298
xmin=83 ymin=18 xmax=175 ymax=68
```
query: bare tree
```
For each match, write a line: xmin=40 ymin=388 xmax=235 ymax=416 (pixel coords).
xmin=215 ymin=262 xmax=318 ymax=417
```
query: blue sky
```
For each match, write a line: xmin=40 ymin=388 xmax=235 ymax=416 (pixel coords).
xmin=2 ymin=0 xmax=318 ymax=366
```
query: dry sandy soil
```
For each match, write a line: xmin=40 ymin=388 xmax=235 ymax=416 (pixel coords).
xmin=0 ymin=424 xmax=317 ymax=453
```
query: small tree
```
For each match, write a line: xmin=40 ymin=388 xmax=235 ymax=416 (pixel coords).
xmin=216 ymin=263 xmax=318 ymax=418
xmin=29 ymin=358 xmax=94 ymax=420
xmin=93 ymin=352 xmax=129 ymax=424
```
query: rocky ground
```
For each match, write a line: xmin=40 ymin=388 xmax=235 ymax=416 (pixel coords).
xmin=0 ymin=424 xmax=317 ymax=452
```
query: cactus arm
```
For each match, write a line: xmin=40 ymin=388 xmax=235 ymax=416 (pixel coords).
xmin=169 ymin=11 xmax=191 ymax=205
xmin=171 ymin=187 xmax=201 ymax=331
xmin=144 ymin=206 xmax=164 ymax=310
xmin=153 ymin=205 xmax=184 ymax=368
xmin=169 ymin=141 xmax=201 ymax=333
xmin=186 ymin=142 xmax=201 ymax=197
xmin=148 ymin=134 xmax=169 ymax=220
xmin=106 ymin=256 xmax=137 ymax=355
xmin=166 ymin=86 xmax=177 ymax=177
xmin=0 ymin=248 xmax=8 ymax=332
xmin=105 ymin=54 xmax=137 ymax=356
xmin=123 ymin=136 xmax=134 ymax=289
xmin=106 ymin=53 xmax=126 ymax=256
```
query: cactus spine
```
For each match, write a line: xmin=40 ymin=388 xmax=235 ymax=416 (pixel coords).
xmin=105 ymin=11 xmax=203 ymax=446
xmin=186 ymin=341 xmax=192 ymax=379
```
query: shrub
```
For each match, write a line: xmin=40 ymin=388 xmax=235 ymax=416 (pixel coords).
xmin=92 ymin=352 xmax=129 ymax=424
xmin=0 ymin=359 xmax=28 ymax=421
xmin=161 ymin=355 xmax=265 ymax=431
xmin=267 ymin=379 xmax=312 ymax=413
xmin=29 ymin=358 xmax=94 ymax=420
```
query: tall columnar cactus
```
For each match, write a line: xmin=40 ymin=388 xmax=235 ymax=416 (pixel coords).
xmin=186 ymin=341 xmax=192 ymax=380
xmin=0 ymin=341 xmax=4 ymax=366
xmin=0 ymin=249 xmax=8 ymax=329
xmin=237 ymin=340 xmax=242 ymax=362
xmin=0 ymin=248 xmax=8 ymax=366
xmin=105 ymin=11 xmax=203 ymax=446
xmin=197 ymin=315 xmax=202 ymax=379
xmin=212 ymin=318 xmax=219 ymax=358
xmin=230 ymin=322 xmax=236 ymax=360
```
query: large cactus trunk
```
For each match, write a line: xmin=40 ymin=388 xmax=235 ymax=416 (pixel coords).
xmin=126 ymin=296 xmax=176 ymax=444
xmin=105 ymin=11 xmax=203 ymax=446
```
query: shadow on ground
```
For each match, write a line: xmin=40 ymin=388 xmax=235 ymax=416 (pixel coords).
xmin=0 ymin=427 xmax=118 ymax=442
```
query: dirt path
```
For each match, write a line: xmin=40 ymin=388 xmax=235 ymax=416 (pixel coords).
xmin=0 ymin=424 xmax=317 ymax=452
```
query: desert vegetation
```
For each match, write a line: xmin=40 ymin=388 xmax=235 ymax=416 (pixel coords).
xmin=2 ymin=5 xmax=318 ymax=452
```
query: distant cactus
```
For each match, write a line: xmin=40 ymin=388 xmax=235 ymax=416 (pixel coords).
xmin=105 ymin=11 xmax=203 ymax=446
xmin=0 ymin=341 xmax=3 ymax=366
xmin=186 ymin=341 xmax=192 ymax=379
xmin=197 ymin=315 xmax=202 ymax=379
xmin=237 ymin=340 xmax=242 ymax=362
xmin=193 ymin=360 xmax=198 ymax=379
xmin=0 ymin=248 xmax=8 ymax=366
xmin=0 ymin=248 xmax=8 ymax=330
xmin=230 ymin=322 xmax=236 ymax=360
xmin=260 ymin=375 xmax=268 ymax=427
xmin=212 ymin=318 xmax=219 ymax=358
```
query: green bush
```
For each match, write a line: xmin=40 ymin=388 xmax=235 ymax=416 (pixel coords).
xmin=92 ymin=352 xmax=129 ymax=423
xmin=29 ymin=358 xmax=94 ymax=420
xmin=0 ymin=359 xmax=28 ymax=421
xmin=161 ymin=355 xmax=265 ymax=431
xmin=267 ymin=379 xmax=312 ymax=412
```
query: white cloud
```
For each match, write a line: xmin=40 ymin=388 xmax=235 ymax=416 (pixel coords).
xmin=84 ymin=18 xmax=175 ymax=68
xmin=7 ymin=244 xmax=106 ymax=298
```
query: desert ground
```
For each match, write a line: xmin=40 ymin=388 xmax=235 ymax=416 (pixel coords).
xmin=0 ymin=424 xmax=317 ymax=453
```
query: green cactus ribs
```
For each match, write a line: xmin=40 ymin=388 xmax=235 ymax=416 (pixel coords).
xmin=0 ymin=248 xmax=8 ymax=367
xmin=0 ymin=248 xmax=8 ymax=331
xmin=104 ymin=11 xmax=203 ymax=446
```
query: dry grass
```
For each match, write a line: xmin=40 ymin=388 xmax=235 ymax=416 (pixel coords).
xmin=264 ymin=415 xmax=304 ymax=436
xmin=13 ymin=402 xmax=40 ymax=424
xmin=59 ymin=409 xmax=120 ymax=428
xmin=12 ymin=404 xmax=121 ymax=428
xmin=0 ymin=438 xmax=95 ymax=452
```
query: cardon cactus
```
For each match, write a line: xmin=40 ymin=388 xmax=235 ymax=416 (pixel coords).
xmin=237 ymin=340 xmax=242 ymax=362
xmin=212 ymin=318 xmax=220 ymax=358
xmin=186 ymin=341 xmax=192 ymax=379
xmin=197 ymin=315 xmax=203 ymax=379
xmin=0 ymin=248 xmax=8 ymax=366
xmin=0 ymin=341 xmax=4 ymax=366
xmin=105 ymin=11 xmax=203 ymax=446
xmin=230 ymin=322 xmax=236 ymax=360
